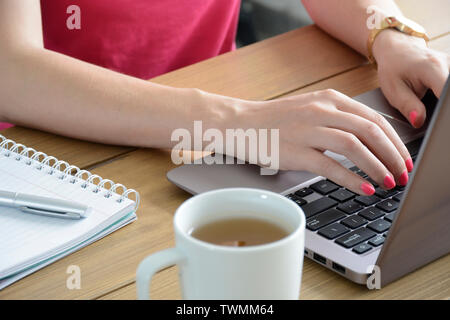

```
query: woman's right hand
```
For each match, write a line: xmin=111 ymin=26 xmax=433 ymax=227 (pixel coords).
xmin=235 ymin=89 xmax=412 ymax=196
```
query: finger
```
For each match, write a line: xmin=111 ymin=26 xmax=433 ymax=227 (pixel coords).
xmin=305 ymin=149 xmax=376 ymax=196
xmin=328 ymin=94 xmax=413 ymax=173
xmin=419 ymin=57 xmax=449 ymax=98
xmin=309 ymin=127 xmax=396 ymax=190
xmin=321 ymin=110 xmax=408 ymax=184
xmin=388 ymin=80 xmax=427 ymax=128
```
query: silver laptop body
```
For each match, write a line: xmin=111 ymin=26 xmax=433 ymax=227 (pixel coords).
xmin=167 ymin=79 xmax=450 ymax=286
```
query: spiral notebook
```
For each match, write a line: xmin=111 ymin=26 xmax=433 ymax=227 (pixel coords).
xmin=0 ymin=135 xmax=140 ymax=290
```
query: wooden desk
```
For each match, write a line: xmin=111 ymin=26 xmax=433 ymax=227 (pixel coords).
xmin=1 ymin=0 xmax=449 ymax=300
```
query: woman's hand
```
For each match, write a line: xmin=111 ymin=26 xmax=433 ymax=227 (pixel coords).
xmin=237 ymin=89 xmax=412 ymax=196
xmin=373 ymin=29 xmax=450 ymax=128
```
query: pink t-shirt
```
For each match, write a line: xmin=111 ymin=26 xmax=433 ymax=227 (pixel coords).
xmin=41 ymin=0 xmax=240 ymax=79
xmin=0 ymin=0 xmax=240 ymax=130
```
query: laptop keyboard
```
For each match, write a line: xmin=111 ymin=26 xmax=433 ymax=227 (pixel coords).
xmin=285 ymin=139 xmax=422 ymax=255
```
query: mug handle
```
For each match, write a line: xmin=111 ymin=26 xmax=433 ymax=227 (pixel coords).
xmin=136 ymin=248 xmax=185 ymax=300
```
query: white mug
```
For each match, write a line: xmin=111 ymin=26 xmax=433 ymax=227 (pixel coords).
xmin=136 ymin=188 xmax=306 ymax=300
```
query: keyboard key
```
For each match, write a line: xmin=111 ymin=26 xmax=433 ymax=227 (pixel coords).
xmin=341 ymin=215 xmax=368 ymax=229
xmin=349 ymin=166 xmax=368 ymax=178
xmin=318 ymin=223 xmax=350 ymax=239
xmin=366 ymin=177 xmax=379 ymax=188
xmin=301 ymin=197 xmax=338 ymax=218
xmin=367 ymin=219 xmax=391 ymax=233
xmin=356 ymin=170 xmax=367 ymax=177
xmin=286 ymin=194 xmax=306 ymax=206
xmin=306 ymin=209 xmax=346 ymax=231
xmin=295 ymin=188 xmax=314 ymax=198
xmin=337 ymin=200 xmax=363 ymax=214
xmin=393 ymin=192 xmax=404 ymax=202
xmin=292 ymin=197 xmax=307 ymax=206
xmin=376 ymin=199 xmax=399 ymax=212
xmin=355 ymin=195 xmax=381 ymax=206
xmin=406 ymin=138 xmax=422 ymax=157
xmin=375 ymin=188 xmax=398 ymax=199
xmin=384 ymin=212 xmax=398 ymax=223
xmin=286 ymin=193 xmax=300 ymax=200
xmin=368 ymin=234 xmax=385 ymax=247
xmin=310 ymin=180 xmax=339 ymax=195
xmin=329 ymin=189 xmax=355 ymax=202
xmin=335 ymin=227 xmax=377 ymax=248
xmin=359 ymin=207 xmax=385 ymax=221
xmin=353 ymin=243 xmax=373 ymax=254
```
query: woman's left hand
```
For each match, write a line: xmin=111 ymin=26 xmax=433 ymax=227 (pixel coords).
xmin=372 ymin=29 xmax=450 ymax=128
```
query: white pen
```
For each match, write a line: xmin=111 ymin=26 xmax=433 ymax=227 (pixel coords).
xmin=0 ymin=190 xmax=91 ymax=219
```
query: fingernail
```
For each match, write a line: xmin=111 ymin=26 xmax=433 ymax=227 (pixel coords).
xmin=409 ymin=110 xmax=418 ymax=127
xmin=399 ymin=170 xmax=409 ymax=186
xmin=384 ymin=174 xmax=396 ymax=189
xmin=405 ymin=158 xmax=414 ymax=172
xmin=361 ymin=182 xmax=375 ymax=196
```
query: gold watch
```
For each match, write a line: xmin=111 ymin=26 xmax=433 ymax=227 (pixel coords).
xmin=367 ymin=15 xmax=430 ymax=65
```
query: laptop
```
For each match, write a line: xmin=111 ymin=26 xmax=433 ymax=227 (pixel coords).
xmin=167 ymin=77 xmax=450 ymax=287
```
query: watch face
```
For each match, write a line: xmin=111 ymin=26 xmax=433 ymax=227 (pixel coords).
xmin=395 ymin=15 xmax=426 ymax=33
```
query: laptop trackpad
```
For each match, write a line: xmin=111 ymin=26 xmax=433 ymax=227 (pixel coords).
xmin=354 ymin=88 xmax=408 ymax=123
xmin=354 ymin=88 xmax=426 ymax=143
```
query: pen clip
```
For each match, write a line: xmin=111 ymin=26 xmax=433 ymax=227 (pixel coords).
xmin=20 ymin=206 xmax=82 ymax=220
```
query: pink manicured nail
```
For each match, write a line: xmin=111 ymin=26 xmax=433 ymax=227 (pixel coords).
xmin=361 ymin=182 xmax=375 ymax=196
xmin=409 ymin=111 xmax=418 ymax=127
xmin=405 ymin=158 xmax=414 ymax=172
xmin=399 ymin=170 xmax=409 ymax=186
xmin=384 ymin=175 xmax=396 ymax=189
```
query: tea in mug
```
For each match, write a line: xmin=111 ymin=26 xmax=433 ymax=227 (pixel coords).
xmin=190 ymin=217 xmax=289 ymax=247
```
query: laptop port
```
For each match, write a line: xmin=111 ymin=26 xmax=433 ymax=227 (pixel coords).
xmin=332 ymin=262 xmax=346 ymax=274
xmin=313 ymin=253 xmax=326 ymax=264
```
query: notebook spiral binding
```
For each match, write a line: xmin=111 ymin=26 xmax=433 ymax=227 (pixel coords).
xmin=0 ymin=135 xmax=140 ymax=211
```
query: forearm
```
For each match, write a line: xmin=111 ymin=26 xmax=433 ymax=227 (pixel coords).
xmin=301 ymin=0 xmax=403 ymax=56
xmin=0 ymin=46 xmax=239 ymax=149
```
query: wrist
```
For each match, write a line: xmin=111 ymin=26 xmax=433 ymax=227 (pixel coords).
xmin=198 ymin=92 xmax=278 ymax=168
xmin=192 ymin=88 xmax=251 ymax=133
xmin=372 ymin=28 xmax=427 ymax=66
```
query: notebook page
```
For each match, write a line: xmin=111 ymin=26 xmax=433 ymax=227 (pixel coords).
xmin=0 ymin=211 xmax=136 ymax=289
xmin=0 ymin=153 xmax=135 ymax=278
